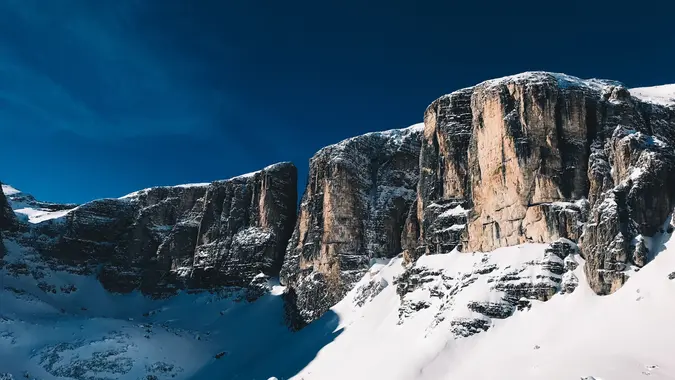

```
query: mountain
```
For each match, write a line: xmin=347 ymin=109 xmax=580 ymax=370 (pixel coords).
xmin=1 ymin=72 xmax=674 ymax=380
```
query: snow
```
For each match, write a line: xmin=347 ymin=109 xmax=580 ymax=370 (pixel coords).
xmin=119 ymin=182 xmax=211 ymax=200
xmin=13 ymin=207 xmax=73 ymax=224
xmin=0 ymin=238 xmax=298 ymax=380
xmin=1 ymin=184 xmax=20 ymax=196
xmin=283 ymin=231 xmax=675 ymax=380
xmin=2 ymin=185 xmax=77 ymax=224
xmin=478 ymin=71 xmax=622 ymax=92
xmin=229 ymin=170 xmax=259 ymax=180
xmin=119 ymin=163 xmax=292 ymax=200
xmin=174 ymin=182 xmax=211 ymax=188
xmin=319 ymin=122 xmax=424 ymax=157
xmin=630 ymin=84 xmax=675 ymax=106
xmin=3 ymin=213 xmax=675 ymax=379
xmin=437 ymin=204 xmax=469 ymax=218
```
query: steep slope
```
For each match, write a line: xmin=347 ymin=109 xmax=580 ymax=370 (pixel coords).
xmin=279 ymin=221 xmax=675 ymax=380
xmin=0 ymin=237 xmax=299 ymax=380
xmin=2 ymin=219 xmax=674 ymax=380
xmin=3 ymin=162 xmax=297 ymax=297
xmin=0 ymin=184 xmax=17 ymax=231
xmin=0 ymin=183 xmax=17 ymax=259
xmin=280 ymin=124 xmax=423 ymax=326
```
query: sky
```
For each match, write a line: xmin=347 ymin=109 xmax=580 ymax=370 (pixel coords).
xmin=0 ymin=0 xmax=674 ymax=204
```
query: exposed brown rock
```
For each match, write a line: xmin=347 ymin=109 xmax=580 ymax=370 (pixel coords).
xmin=466 ymin=76 xmax=594 ymax=251
xmin=406 ymin=72 xmax=675 ymax=296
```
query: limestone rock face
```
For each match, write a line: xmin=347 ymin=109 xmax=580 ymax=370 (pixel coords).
xmin=467 ymin=75 xmax=597 ymax=251
xmin=407 ymin=72 xmax=675 ymax=297
xmin=3 ymin=162 xmax=297 ymax=297
xmin=280 ymin=125 xmax=423 ymax=326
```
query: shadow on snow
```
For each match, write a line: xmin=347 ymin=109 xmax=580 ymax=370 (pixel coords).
xmin=189 ymin=300 xmax=343 ymax=380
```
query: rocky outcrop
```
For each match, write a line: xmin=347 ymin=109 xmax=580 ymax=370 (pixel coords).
xmin=280 ymin=125 xmax=423 ymax=326
xmin=4 ymin=163 xmax=297 ymax=297
xmin=406 ymin=72 xmax=675 ymax=297
xmin=393 ymin=239 xmax=581 ymax=337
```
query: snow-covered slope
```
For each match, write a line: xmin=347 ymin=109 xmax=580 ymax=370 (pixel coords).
xmin=0 ymin=237 xmax=298 ymax=380
xmin=1 ymin=185 xmax=76 ymax=224
xmin=630 ymin=83 xmax=675 ymax=106
xmin=290 ymin=234 xmax=675 ymax=380
xmin=3 ymin=220 xmax=674 ymax=379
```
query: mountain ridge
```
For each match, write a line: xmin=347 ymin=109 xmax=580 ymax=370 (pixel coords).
xmin=1 ymin=71 xmax=675 ymax=379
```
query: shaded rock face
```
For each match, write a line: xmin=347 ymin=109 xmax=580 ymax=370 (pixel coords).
xmin=582 ymin=127 xmax=675 ymax=294
xmin=6 ymin=163 xmax=297 ymax=297
xmin=0 ymin=183 xmax=16 ymax=259
xmin=406 ymin=72 xmax=675 ymax=296
xmin=0 ymin=183 xmax=16 ymax=232
xmin=280 ymin=126 xmax=423 ymax=326
xmin=402 ymin=89 xmax=473 ymax=262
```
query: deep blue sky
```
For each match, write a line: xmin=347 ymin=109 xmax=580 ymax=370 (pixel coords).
xmin=1 ymin=0 xmax=673 ymax=204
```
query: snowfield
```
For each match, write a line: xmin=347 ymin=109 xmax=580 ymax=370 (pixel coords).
xmin=286 ymin=235 xmax=675 ymax=380
xmin=2 ymin=197 xmax=674 ymax=379
xmin=1 ymin=186 xmax=76 ymax=224
xmin=630 ymin=84 xmax=675 ymax=106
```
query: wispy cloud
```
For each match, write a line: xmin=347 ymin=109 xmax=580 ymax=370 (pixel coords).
xmin=0 ymin=0 xmax=221 ymax=139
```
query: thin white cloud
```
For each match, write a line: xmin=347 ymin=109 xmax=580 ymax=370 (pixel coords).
xmin=0 ymin=0 xmax=220 ymax=139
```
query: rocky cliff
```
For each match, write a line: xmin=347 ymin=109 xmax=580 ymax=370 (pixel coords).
xmin=280 ymin=125 xmax=423 ymax=326
xmin=3 ymin=163 xmax=297 ymax=297
xmin=2 ymin=72 xmax=673 ymax=333
xmin=0 ymin=183 xmax=16 ymax=259
xmin=405 ymin=72 xmax=675 ymax=296
xmin=0 ymin=184 xmax=16 ymax=232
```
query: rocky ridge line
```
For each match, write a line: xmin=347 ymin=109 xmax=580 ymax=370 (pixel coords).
xmin=2 ymin=163 xmax=297 ymax=298
xmin=1 ymin=72 xmax=674 ymax=333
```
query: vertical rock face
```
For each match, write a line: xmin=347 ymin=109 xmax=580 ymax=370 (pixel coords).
xmin=191 ymin=163 xmax=298 ymax=289
xmin=581 ymin=97 xmax=675 ymax=294
xmin=466 ymin=74 xmax=595 ymax=251
xmin=0 ymin=183 xmax=16 ymax=232
xmin=407 ymin=72 xmax=675 ymax=297
xmin=280 ymin=125 xmax=423 ymax=325
xmin=0 ymin=183 xmax=16 ymax=259
xmin=4 ymin=163 xmax=297 ymax=296
xmin=402 ymin=88 xmax=473 ymax=263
